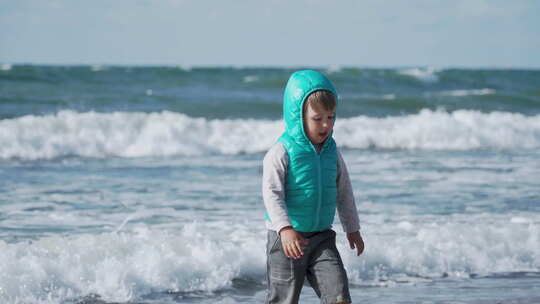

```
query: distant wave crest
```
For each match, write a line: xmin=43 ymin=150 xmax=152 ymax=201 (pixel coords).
xmin=1 ymin=110 xmax=540 ymax=160
xmin=398 ymin=67 xmax=439 ymax=83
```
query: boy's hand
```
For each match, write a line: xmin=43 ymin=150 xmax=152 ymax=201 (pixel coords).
xmin=347 ymin=231 xmax=364 ymax=256
xmin=279 ymin=226 xmax=309 ymax=259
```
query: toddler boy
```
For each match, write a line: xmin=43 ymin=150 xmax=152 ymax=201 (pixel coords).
xmin=263 ymin=70 xmax=364 ymax=304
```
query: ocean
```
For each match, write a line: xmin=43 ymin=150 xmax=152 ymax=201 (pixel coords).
xmin=1 ymin=64 xmax=539 ymax=304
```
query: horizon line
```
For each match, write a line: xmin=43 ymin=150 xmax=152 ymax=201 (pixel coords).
xmin=2 ymin=62 xmax=540 ymax=71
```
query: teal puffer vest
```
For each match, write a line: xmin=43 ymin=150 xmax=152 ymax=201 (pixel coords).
xmin=272 ymin=70 xmax=339 ymax=232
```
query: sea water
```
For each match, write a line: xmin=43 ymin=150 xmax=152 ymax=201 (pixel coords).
xmin=1 ymin=65 xmax=540 ymax=303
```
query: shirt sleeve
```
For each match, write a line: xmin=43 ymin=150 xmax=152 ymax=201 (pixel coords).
xmin=336 ymin=149 xmax=361 ymax=233
xmin=262 ymin=142 xmax=291 ymax=232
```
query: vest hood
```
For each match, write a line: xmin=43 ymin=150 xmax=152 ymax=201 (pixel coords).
xmin=282 ymin=70 xmax=337 ymax=150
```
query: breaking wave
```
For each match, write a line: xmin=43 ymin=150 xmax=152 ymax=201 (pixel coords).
xmin=1 ymin=216 xmax=539 ymax=303
xmin=1 ymin=110 xmax=540 ymax=160
xmin=398 ymin=67 xmax=440 ymax=83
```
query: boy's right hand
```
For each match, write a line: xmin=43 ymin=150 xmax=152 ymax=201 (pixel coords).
xmin=279 ymin=226 xmax=309 ymax=259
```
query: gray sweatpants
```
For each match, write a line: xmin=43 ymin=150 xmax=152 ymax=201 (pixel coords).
xmin=265 ymin=229 xmax=351 ymax=304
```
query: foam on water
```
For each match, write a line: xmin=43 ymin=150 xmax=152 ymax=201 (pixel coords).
xmin=1 ymin=215 xmax=539 ymax=303
xmin=1 ymin=63 xmax=12 ymax=71
xmin=335 ymin=109 xmax=540 ymax=151
xmin=398 ymin=67 xmax=439 ymax=83
xmin=90 ymin=65 xmax=106 ymax=72
xmin=345 ymin=213 xmax=540 ymax=284
xmin=0 ymin=111 xmax=279 ymax=160
xmin=1 ymin=110 xmax=540 ymax=160
xmin=325 ymin=65 xmax=343 ymax=74
xmin=427 ymin=88 xmax=496 ymax=97
xmin=242 ymin=75 xmax=259 ymax=83
xmin=0 ymin=223 xmax=267 ymax=304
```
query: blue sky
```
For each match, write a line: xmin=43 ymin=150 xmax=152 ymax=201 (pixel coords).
xmin=1 ymin=0 xmax=539 ymax=68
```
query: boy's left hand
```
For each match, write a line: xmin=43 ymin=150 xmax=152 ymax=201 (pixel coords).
xmin=347 ymin=231 xmax=364 ymax=256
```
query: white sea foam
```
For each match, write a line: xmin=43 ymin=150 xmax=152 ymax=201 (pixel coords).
xmin=426 ymin=88 xmax=496 ymax=97
xmin=242 ymin=75 xmax=259 ymax=83
xmin=334 ymin=109 xmax=540 ymax=151
xmin=1 ymin=110 xmax=540 ymax=160
xmin=90 ymin=65 xmax=106 ymax=72
xmin=326 ymin=65 xmax=343 ymax=74
xmin=342 ymin=214 xmax=540 ymax=284
xmin=1 ymin=217 xmax=538 ymax=303
xmin=382 ymin=94 xmax=396 ymax=100
xmin=1 ymin=63 xmax=12 ymax=71
xmin=398 ymin=67 xmax=439 ymax=83
xmin=0 ymin=223 xmax=267 ymax=304
xmin=0 ymin=111 xmax=280 ymax=160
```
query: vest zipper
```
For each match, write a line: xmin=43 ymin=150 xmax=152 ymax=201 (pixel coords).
xmin=314 ymin=153 xmax=322 ymax=231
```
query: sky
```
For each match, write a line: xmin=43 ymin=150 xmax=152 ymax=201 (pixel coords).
xmin=1 ymin=0 xmax=539 ymax=68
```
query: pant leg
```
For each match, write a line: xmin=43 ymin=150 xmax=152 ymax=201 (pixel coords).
xmin=305 ymin=230 xmax=352 ymax=304
xmin=266 ymin=230 xmax=308 ymax=304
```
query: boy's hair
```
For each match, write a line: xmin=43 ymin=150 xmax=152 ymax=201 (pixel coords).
xmin=304 ymin=90 xmax=336 ymax=112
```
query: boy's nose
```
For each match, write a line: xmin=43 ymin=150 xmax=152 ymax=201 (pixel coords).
xmin=322 ymin=120 xmax=330 ymax=128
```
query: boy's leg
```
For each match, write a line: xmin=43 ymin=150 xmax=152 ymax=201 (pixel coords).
xmin=305 ymin=230 xmax=352 ymax=304
xmin=266 ymin=230 xmax=308 ymax=304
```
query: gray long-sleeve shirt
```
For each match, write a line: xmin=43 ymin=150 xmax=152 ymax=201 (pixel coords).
xmin=262 ymin=142 xmax=360 ymax=233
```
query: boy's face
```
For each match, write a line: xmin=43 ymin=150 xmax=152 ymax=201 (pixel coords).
xmin=303 ymin=101 xmax=335 ymax=146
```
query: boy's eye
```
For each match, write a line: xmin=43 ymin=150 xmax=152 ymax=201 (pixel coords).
xmin=312 ymin=117 xmax=322 ymax=121
xmin=328 ymin=116 xmax=335 ymax=120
